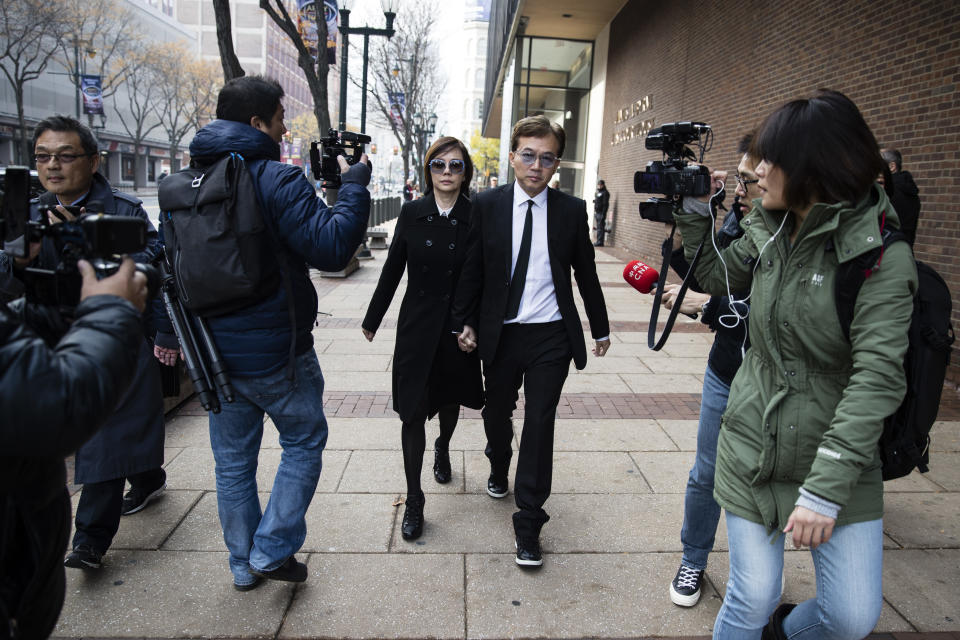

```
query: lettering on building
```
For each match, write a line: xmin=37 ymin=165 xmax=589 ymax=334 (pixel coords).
xmin=611 ymin=95 xmax=654 ymax=146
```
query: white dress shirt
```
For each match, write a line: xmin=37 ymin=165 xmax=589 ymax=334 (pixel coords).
xmin=505 ymin=183 xmax=562 ymax=325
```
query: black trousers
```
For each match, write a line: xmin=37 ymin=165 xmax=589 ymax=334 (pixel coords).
xmin=72 ymin=467 xmax=166 ymax=553
xmin=481 ymin=321 xmax=571 ymax=538
xmin=594 ymin=213 xmax=607 ymax=245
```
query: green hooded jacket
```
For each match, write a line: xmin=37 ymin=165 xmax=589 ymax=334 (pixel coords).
xmin=674 ymin=184 xmax=917 ymax=531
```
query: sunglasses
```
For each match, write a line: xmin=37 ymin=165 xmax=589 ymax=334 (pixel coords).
xmin=517 ymin=150 xmax=558 ymax=169
xmin=429 ymin=158 xmax=465 ymax=174
xmin=33 ymin=152 xmax=96 ymax=165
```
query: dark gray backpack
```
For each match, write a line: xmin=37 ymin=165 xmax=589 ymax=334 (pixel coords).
xmin=158 ymin=152 xmax=281 ymax=316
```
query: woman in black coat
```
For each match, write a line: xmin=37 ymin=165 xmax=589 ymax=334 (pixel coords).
xmin=362 ymin=136 xmax=484 ymax=540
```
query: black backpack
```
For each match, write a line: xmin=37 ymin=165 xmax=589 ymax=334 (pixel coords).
xmin=836 ymin=217 xmax=955 ymax=481
xmin=158 ymin=152 xmax=281 ymax=317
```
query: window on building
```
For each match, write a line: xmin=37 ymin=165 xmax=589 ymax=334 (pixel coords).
xmin=475 ymin=68 xmax=484 ymax=87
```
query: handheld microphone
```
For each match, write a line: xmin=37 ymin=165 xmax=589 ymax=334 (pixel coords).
xmin=623 ymin=260 xmax=660 ymax=294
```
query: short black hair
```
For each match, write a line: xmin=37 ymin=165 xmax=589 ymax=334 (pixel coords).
xmin=880 ymin=147 xmax=902 ymax=172
xmin=32 ymin=115 xmax=98 ymax=155
xmin=736 ymin=131 xmax=754 ymax=156
xmin=510 ymin=115 xmax=565 ymax=157
xmin=754 ymin=89 xmax=883 ymax=210
xmin=597 ymin=179 xmax=605 ymax=187
xmin=216 ymin=75 xmax=285 ymax=125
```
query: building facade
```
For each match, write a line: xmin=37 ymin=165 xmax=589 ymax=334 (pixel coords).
xmin=482 ymin=0 xmax=960 ymax=384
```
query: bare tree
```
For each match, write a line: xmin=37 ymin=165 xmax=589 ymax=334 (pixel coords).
xmin=112 ymin=43 xmax=162 ymax=191
xmin=54 ymin=0 xmax=138 ymax=130
xmin=363 ymin=1 xmax=444 ymax=187
xmin=259 ymin=0 xmax=332 ymax=134
xmin=0 ymin=0 xmax=65 ymax=163
xmin=153 ymin=42 xmax=221 ymax=173
xmin=212 ymin=0 xmax=245 ymax=81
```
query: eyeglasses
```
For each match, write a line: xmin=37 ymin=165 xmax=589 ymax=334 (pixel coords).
xmin=735 ymin=173 xmax=759 ymax=190
xmin=33 ymin=152 xmax=95 ymax=165
xmin=517 ymin=150 xmax=558 ymax=169
xmin=429 ymin=158 xmax=465 ymax=175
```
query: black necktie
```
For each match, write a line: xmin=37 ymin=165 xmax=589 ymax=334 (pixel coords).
xmin=505 ymin=200 xmax=534 ymax=321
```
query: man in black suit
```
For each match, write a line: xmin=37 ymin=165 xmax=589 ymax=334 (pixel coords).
xmin=452 ymin=115 xmax=610 ymax=568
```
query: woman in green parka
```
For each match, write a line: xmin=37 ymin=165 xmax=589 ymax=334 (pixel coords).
xmin=674 ymin=90 xmax=917 ymax=639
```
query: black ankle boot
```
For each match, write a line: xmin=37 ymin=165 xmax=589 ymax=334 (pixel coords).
xmin=433 ymin=439 xmax=451 ymax=484
xmin=761 ymin=603 xmax=796 ymax=640
xmin=401 ymin=494 xmax=425 ymax=540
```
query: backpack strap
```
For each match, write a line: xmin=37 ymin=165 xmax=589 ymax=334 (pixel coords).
xmin=835 ymin=210 xmax=907 ymax=341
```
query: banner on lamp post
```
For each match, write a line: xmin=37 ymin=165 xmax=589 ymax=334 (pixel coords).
xmin=297 ymin=0 xmax=337 ymax=64
xmin=81 ymin=75 xmax=104 ymax=115
xmin=388 ymin=92 xmax=405 ymax=129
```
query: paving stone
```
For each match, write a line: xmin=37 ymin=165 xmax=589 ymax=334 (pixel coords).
xmin=316 ymin=353 xmax=392 ymax=371
xmin=554 ymin=418 xmax=678 ymax=451
xmin=885 ymin=469 xmax=949 ymax=492
xmin=566 ymin=355 xmax=652 ymax=374
xmin=544 ymin=494 xmax=726 ymax=553
xmin=389 ymin=494 xmax=519 ymax=553
xmin=464 ymin=450 xmax=521 ymax=495
xmin=339 ymin=449 xmax=465 ymax=494
xmin=884 ymin=493 xmax=960 ymax=548
xmin=931 ymin=421 xmax=960 ymax=451
xmin=163 ymin=414 xmax=210 ymax=448
xmin=280 ymin=554 xmax=464 ymax=639
xmin=109 ymin=490 xmax=202 ymax=551
xmin=326 ymin=338 xmax=395 ymax=354
xmin=552 ymin=451 xmax=652 ymax=493
xmin=560 ymin=371 xmax=633 ymax=393
xmin=54 ymin=550 xmax=292 ymax=638
xmin=707 ymin=550 xmax=914 ymax=633
xmin=322 ymin=370 xmax=393 ymax=391
xmin=164 ymin=446 xmax=349 ymax=493
xmin=465 ymin=553 xmax=721 ymax=638
xmin=645 ymin=357 xmax=715 ymax=375
xmin=632 ymin=451 xmax=697 ymax=493
xmin=302 ymin=493 xmax=397 ymax=552
xmin=162 ymin=491 xmax=261 ymax=552
xmin=658 ymin=419 xmax=701 ymax=451
xmin=882 ymin=549 xmax=960 ymax=632
xmin=621 ymin=373 xmax=704 ymax=394
xmin=925 ymin=453 xmax=960 ymax=491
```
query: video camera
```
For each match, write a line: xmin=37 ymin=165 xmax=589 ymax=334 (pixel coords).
xmin=310 ymin=128 xmax=371 ymax=189
xmin=634 ymin=122 xmax=714 ymax=223
xmin=1 ymin=166 xmax=156 ymax=313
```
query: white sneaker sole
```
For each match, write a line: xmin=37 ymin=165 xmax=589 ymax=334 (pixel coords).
xmin=122 ymin=483 xmax=166 ymax=516
xmin=514 ymin=541 xmax=543 ymax=566
xmin=670 ymin=582 xmax=701 ymax=607
xmin=486 ymin=486 xmax=508 ymax=498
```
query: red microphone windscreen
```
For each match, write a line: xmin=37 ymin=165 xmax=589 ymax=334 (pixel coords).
xmin=623 ymin=260 xmax=660 ymax=294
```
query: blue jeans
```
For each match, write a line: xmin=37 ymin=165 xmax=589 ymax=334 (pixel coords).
xmin=713 ymin=512 xmax=883 ymax=640
xmin=680 ymin=364 xmax=729 ymax=570
xmin=208 ymin=350 xmax=328 ymax=586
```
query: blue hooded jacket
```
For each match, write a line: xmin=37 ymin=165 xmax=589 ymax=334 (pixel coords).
xmin=158 ymin=119 xmax=370 ymax=377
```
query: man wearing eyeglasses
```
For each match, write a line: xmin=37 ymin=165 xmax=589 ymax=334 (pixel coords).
xmin=452 ymin=114 xmax=610 ymax=568
xmin=16 ymin=115 xmax=168 ymax=574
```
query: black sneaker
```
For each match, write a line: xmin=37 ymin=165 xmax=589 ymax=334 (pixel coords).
xmin=515 ymin=536 xmax=543 ymax=567
xmin=64 ymin=545 xmax=103 ymax=570
xmin=433 ymin=440 xmax=452 ymax=484
xmin=487 ymin=474 xmax=508 ymax=498
xmin=250 ymin=556 xmax=308 ymax=583
xmin=233 ymin=574 xmax=264 ymax=592
xmin=401 ymin=494 xmax=425 ymax=540
xmin=669 ymin=564 xmax=704 ymax=607
xmin=121 ymin=482 xmax=167 ymax=516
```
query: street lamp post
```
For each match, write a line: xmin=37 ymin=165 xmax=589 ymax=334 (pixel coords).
xmin=337 ymin=0 xmax=398 ymax=133
xmin=413 ymin=111 xmax=437 ymax=187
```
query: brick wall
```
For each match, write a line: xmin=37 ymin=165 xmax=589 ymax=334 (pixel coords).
xmin=599 ymin=0 xmax=960 ymax=385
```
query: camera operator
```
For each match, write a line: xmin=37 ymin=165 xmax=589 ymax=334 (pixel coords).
xmin=153 ymin=75 xmax=371 ymax=590
xmin=9 ymin=116 xmax=168 ymax=573
xmin=1 ymin=257 xmax=148 ymax=640
xmin=661 ymin=132 xmax=756 ymax=609
xmin=674 ymin=90 xmax=916 ymax=639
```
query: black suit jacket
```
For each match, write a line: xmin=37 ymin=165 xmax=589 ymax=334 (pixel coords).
xmin=451 ymin=183 xmax=609 ymax=370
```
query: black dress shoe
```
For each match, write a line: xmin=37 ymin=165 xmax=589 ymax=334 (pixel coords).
xmin=250 ymin=556 xmax=308 ymax=583
xmin=401 ymin=494 xmax=425 ymax=540
xmin=487 ymin=474 xmax=508 ymax=498
xmin=234 ymin=574 xmax=264 ymax=592
xmin=515 ymin=536 xmax=543 ymax=567
xmin=433 ymin=440 xmax=452 ymax=484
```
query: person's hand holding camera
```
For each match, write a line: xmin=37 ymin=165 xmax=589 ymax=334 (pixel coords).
xmin=695 ymin=168 xmax=728 ymax=203
xmin=78 ymin=256 xmax=148 ymax=312
xmin=658 ymin=283 xmax=710 ymax=315
xmin=338 ymin=153 xmax=371 ymax=187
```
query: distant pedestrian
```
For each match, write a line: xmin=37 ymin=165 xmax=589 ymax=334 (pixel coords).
xmin=403 ymin=178 xmax=414 ymax=202
xmin=157 ymin=170 xmax=168 ymax=184
xmin=880 ymin=147 xmax=920 ymax=246
xmin=593 ymin=179 xmax=609 ymax=246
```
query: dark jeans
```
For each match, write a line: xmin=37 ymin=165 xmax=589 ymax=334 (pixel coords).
xmin=72 ymin=467 xmax=166 ymax=553
xmin=594 ymin=213 xmax=606 ymax=245
xmin=482 ymin=321 xmax=571 ymax=538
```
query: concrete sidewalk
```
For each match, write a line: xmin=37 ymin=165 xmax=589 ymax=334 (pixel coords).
xmin=53 ymin=245 xmax=960 ymax=639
